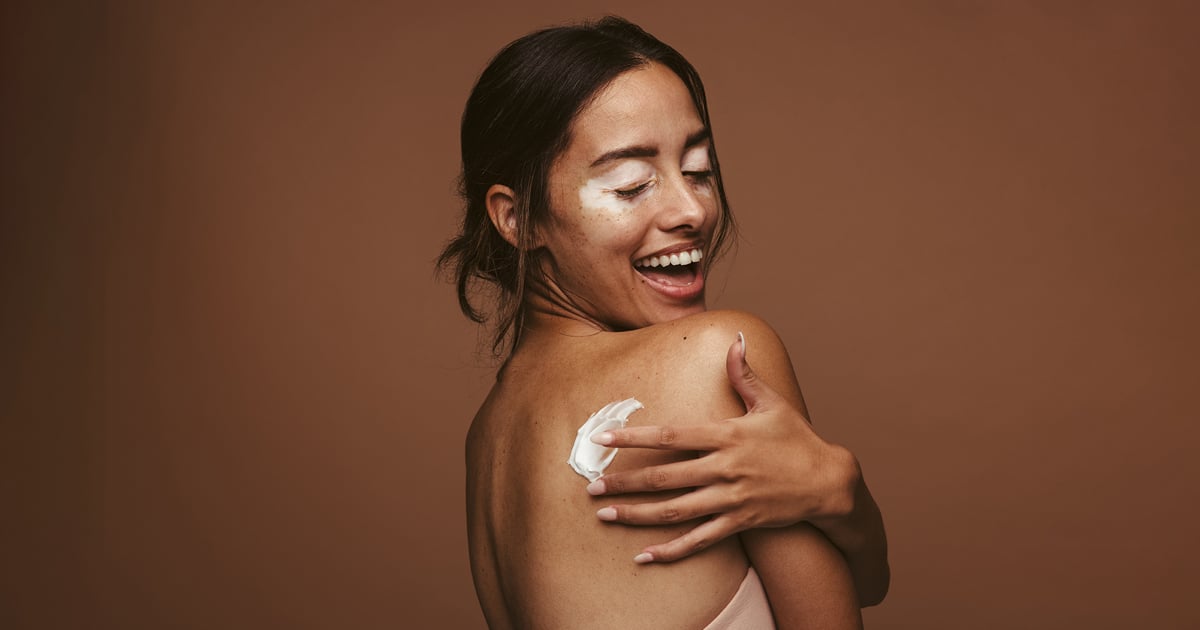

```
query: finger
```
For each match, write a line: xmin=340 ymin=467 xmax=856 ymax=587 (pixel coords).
xmin=634 ymin=515 xmax=742 ymax=564
xmin=588 ymin=457 xmax=721 ymax=496
xmin=592 ymin=423 xmax=727 ymax=451
xmin=725 ymin=332 xmax=779 ymax=413
xmin=596 ymin=487 xmax=733 ymax=525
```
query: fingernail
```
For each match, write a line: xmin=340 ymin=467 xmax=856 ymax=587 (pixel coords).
xmin=586 ymin=479 xmax=606 ymax=495
xmin=592 ymin=432 xmax=614 ymax=446
xmin=596 ymin=507 xmax=617 ymax=521
xmin=737 ymin=331 xmax=747 ymax=360
xmin=633 ymin=552 xmax=654 ymax=564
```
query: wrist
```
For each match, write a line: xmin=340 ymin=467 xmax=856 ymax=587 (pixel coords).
xmin=809 ymin=444 xmax=862 ymax=535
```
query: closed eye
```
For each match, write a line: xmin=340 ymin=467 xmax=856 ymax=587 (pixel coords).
xmin=684 ymin=170 xmax=714 ymax=183
xmin=615 ymin=180 xmax=653 ymax=199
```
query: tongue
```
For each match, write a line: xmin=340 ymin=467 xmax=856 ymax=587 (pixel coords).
xmin=638 ymin=264 xmax=697 ymax=286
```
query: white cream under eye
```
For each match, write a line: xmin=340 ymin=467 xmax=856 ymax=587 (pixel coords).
xmin=581 ymin=162 xmax=656 ymax=210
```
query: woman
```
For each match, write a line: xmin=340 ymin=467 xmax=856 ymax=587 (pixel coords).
xmin=441 ymin=17 xmax=887 ymax=628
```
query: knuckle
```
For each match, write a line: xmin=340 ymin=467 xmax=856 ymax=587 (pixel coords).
xmin=657 ymin=426 xmax=678 ymax=446
xmin=718 ymin=459 xmax=741 ymax=483
xmin=660 ymin=507 xmax=682 ymax=523
xmin=688 ymin=536 xmax=710 ymax=553
xmin=719 ymin=422 xmax=740 ymax=446
xmin=645 ymin=468 xmax=670 ymax=490
xmin=740 ymin=361 xmax=757 ymax=382
xmin=606 ymin=475 xmax=627 ymax=493
xmin=728 ymin=483 xmax=749 ymax=507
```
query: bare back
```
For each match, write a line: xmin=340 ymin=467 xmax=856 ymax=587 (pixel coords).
xmin=466 ymin=313 xmax=753 ymax=629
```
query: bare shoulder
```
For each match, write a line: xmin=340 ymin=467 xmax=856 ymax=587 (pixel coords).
xmin=617 ymin=309 xmax=806 ymax=419
xmin=658 ymin=310 xmax=799 ymax=386
xmin=633 ymin=309 xmax=784 ymax=359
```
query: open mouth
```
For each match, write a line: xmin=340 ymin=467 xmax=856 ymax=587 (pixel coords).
xmin=633 ymin=247 xmax=704 ymax=287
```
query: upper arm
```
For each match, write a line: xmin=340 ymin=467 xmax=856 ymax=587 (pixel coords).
xmin=691 ymin=312 xmax=862 ymax=627
xmin=718 ymin=310 xmax=810 ymax=417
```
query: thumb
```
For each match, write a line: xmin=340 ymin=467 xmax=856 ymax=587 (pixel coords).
xmin=726 ymin=331 xmax=774 ymax=413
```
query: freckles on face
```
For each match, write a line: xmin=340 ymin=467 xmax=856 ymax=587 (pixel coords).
xmin=551 ymin=168 xmax=642 ymax=257
xmin=536 ymin=62 xmax=716 ymax=329
xmin=577 ymin=161 xmax=649 ymax=229
xmin=578 ymin=179 xmax=631 ymax=220
xmin=535 ymin=168 xmax=646 ymax=319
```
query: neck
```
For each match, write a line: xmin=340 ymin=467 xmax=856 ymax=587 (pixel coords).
xmin=522 ymin=253 xmax=620 ymax=330
xmin=518 ymin=280 xmax=611 ymax=346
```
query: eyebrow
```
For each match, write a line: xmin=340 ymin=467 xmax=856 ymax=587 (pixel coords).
xmin=589 ymin=128 xmax=711 ymax=168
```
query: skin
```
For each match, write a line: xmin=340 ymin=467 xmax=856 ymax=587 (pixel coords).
xmin=547 ymin=65 xmax=891 ymax=608
xmin=467 ymin=63 xmax=863 ymax=628
xmin=591 ymin=341 xmax=891 ymax=607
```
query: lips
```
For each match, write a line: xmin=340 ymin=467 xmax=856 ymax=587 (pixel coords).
xmin=633 ymin=247 xmax=703 ymax=269
xmin=632 ymin=245 xmax=705 ymax=299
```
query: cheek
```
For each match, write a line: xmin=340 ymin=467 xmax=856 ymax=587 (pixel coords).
xmin=575 ymin=183 xmax=641 ymax=251
xmin=694 ymin=182 xmax=718 ymax=208
xmin=578 ymin=181 xmax=633 ymax=220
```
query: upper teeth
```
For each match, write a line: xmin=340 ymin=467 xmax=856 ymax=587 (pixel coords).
xmin=634 ymin=248 xmax=704 ymax=268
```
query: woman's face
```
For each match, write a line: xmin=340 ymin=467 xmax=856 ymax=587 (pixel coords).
xmin=537 ymin=62 xmax=719 ymax=330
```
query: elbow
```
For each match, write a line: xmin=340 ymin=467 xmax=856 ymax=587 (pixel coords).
xmin=841 ymin=448 xmax=889 ymax=608
xmin=859 ymin=563 xmax=890 ymax=607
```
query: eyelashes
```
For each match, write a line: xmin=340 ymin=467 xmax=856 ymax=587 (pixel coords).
xmin=613 ymin=170 xmax=714 ymax=199
xmin=615 ymin=180 xmax=653 ymax=199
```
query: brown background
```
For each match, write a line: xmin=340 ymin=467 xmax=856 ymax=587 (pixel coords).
xmin=4 ymin=1 xmax=1198 ymax=628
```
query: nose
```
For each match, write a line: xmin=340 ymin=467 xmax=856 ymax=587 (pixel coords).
xmin=655 ymin=172 xmax=709 ymax=233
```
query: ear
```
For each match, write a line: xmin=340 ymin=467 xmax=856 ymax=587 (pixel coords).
xmin=485 ymin=184 xmax=529 ymax=249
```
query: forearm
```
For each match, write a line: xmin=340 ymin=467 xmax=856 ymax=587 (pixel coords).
xmin=810 ymin=457 xmax=890 ymax=607
xmin=742 ymin=523 xmax=862 ymax=629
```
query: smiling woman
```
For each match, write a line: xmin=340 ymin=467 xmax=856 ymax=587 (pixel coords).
xmin=527 ymin=62 xmax=717 ymax=328
xmin=441 ymin=16 xmax=882 ymax=629
xmin=439 ymin=16 xmax=736 ymax=357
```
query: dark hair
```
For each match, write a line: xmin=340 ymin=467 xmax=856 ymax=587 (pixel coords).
xmin=438 ymin=16 xmax=736 ymax=358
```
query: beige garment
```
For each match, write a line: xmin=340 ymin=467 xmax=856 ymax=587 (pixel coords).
xmin=703 ymin=566 xmax=776 ymax=629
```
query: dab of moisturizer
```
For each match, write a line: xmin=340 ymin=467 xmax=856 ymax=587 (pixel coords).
xmin=568 ymin=398 xmax=643 ymax=482
xmin=579 ymin=165 xmax=646 ymax=215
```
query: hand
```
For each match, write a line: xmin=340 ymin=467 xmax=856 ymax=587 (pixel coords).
xmin=587 ymin=334 xmax=862 ymax=564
